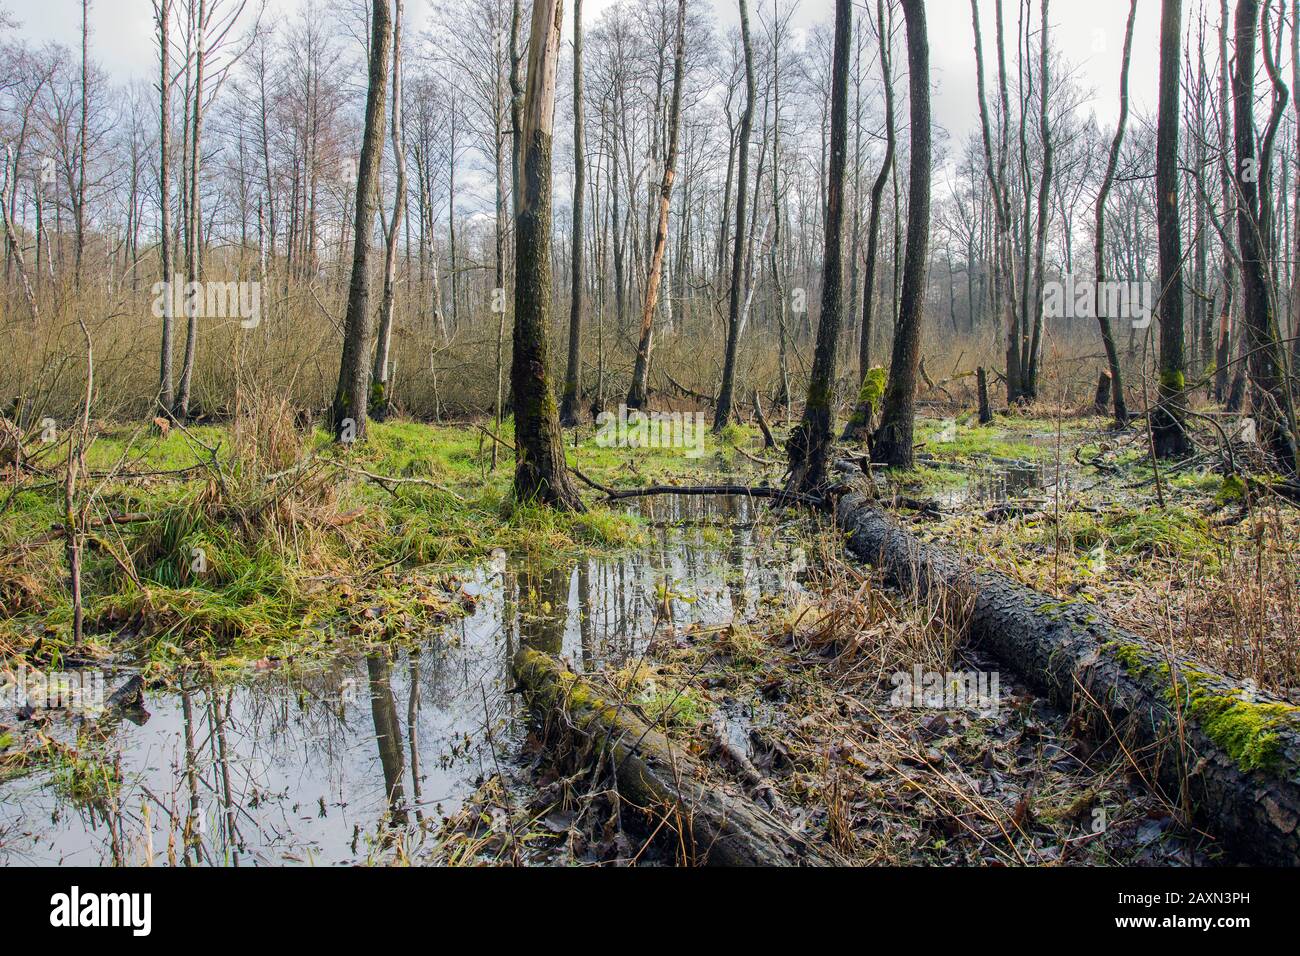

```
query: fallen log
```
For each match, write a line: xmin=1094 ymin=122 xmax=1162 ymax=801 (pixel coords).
xmin=834 ymin=472 xmax=1300 ymax=865
xmin=513 ymin=648 xmax=835 ymax=866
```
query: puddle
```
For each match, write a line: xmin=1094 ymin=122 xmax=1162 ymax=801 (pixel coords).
xmin=0 ymin=496 xmax=808 ymax=866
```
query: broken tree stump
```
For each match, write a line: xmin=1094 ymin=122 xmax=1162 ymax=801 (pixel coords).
xmin=976 ymin=367 xmax=993 ymax=425
xmin=1093 ymin=370 xmax=1112 ymax=416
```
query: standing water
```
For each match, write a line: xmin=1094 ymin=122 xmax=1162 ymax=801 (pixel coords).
xmin=0 ymin=497 xmax=807 ymax=865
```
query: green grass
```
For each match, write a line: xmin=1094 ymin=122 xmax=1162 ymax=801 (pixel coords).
xmin=915 ymin=420 xmax=1046 ymax=463
xmin=3 ymin=415 xmax=763 ymax=675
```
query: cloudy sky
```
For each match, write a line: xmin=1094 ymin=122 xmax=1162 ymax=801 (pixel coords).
xmin=10 ymin=0 xmax=1168 ymax=153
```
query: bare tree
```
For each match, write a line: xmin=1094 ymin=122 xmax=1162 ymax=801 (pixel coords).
xmin=1232 ymin=0 xmax=1298 ymax=473
xmin=560 ymin=0 xmax=587 ymax=427
xmin=857 ymin=0 xmax=894 ymax=385
xmin=155 ymin=0 xmax=176 ymax=414
xmin=871 ymin=0 xmax=930 ymax=468
xmin=330 ymin=0 xmax=392 ymax=443
xmin=787 ymin=0 xmax=852 ymax=491
xmin=714 ymin=0 xmax=757 ymax=430
xmin=1092 ymin=0 xmax=1137 ymax=425
xmin=1151 ymin=0 xmax=1192 ymax=459
xmin=371 ymin=0 xmax=406 ymax=421
xmin=626 ymin=0 xmax=688 ymax=412
xmin=972 ymin=0 xmax=1021 ymax=404
xmin=511 ymin=0 xmax=583 ymax=509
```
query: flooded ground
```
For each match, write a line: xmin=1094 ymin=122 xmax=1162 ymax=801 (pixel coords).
xmin=0 ymin=496 xmax=809 ymax=866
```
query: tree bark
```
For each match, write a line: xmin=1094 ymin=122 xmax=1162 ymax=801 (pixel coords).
xmin=511 ymin=0 xmax=584 ymax=510
xmin=713 ymin=0 xmax=757 ymax=431
xmin=1093 ymin=0 xmax=1136 ymax=426
xmin=330 ymin=0 xmax=392 ymax=443
xmin=1023 ymin=0 xmax=1053 ymax=399
xmin=1233 ymin=0 xmax=1299 ymax=474
xmin=1152 ymin=0 xmax=1193 ymax=459
xmin=785 ymin=0 xmax=852 ymax=493
xmin=836 ymin=482 xmax=1300 ymax=866
xmin=155 ymin=0 xmax=175 ymax=414
xmin=371 ymin=0 xmax=406 ymax=423
xmin=972 ymin=0 xmax=1023 ymax=404
xmin=858 ymin=0 xmax=895 ymax=385
xmin=559 ymin=0 xmax=587 ymax=427
xmin=871 ymin=0 xmax=931 ymax=469
xmin=626 ymin=0 xmax=687 ymax=413
xmin=514 ymin=648 xmax=835 ymax=866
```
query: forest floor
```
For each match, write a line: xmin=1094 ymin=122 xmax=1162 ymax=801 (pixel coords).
xmin=1 ymin=403 xmax=1295 ymax=865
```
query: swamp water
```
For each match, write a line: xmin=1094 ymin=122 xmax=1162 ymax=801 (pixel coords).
xmin=0 ymin=496 xmax=810 ymax=866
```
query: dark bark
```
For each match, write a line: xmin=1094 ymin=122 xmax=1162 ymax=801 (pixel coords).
xmin=1216 ymin=0 xmax=1237 ymax=403
xmin=511 ymin=0 xmax=584 ymax=510
xmin=836 ymin=483 xmax=1300 ymax=866
xmin=870 ymin=0 xmax=931 ymax=469
xmin=330 ymin=0 xmax=392 ymax=444
xmin=858 ymin=0 xmax=895 ymax=383
xmin=1023 ymin=0 xmax=1053 ymax=399
xmin=785 ymin=0 xmax=852 ymax=492
xmin=1233 ymin=0 xmax=1299 ymax=474
xmin=1093 ymin=0 xmax=1136 ymax=425
xmin=1152 ymin=0 xmax=1193 ymax=459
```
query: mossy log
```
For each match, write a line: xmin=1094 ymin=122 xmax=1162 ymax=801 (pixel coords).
xmin=834 ymin=474 xmax=1300 ymax=865
xmin=513 ymin=648 xmax=835 ymax=866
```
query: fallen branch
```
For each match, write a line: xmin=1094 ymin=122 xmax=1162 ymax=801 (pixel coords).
xmin=601 ymin=484 xmax=822 ymax=509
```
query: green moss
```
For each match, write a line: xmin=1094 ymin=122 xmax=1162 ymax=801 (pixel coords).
xmin=1187 ymin=693 xmax=1295 ymax=772
xmin=1215 ymin=475 xmax=1247 ymax=506
xmin=1158 ymin=370 xmax=1186 ymax=392
xmin=1108 ymin=640 xmax=1298 ymax=774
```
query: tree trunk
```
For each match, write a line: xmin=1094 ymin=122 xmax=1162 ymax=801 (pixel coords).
xmin=155 ymin=0 xmax=175 ymax=414
xmin=559 ymin=0 xmax=587 ymax=427
xmin=713 ymin=0 xmax=757 ymax=431
xmin=972 ymin=0 xmax=1022 ymax=404
xmin=330 ymin=0 xmax=392 ymax=444
xmin=858 ymin=0 xmax=895 ymax=384
xmin=1152 ymin=0 xmax=1193 ymax=459
xmin=1093 ymin=0 xmax=1136 ymax=426
xmin=1233 ymin=0 xmax=1299 ymax=474
xmin=514 ymin=648 xmax=835 ymax=865
xmin=870 ymin=0 xmax=931 ymax=469
xmin=625 ymin=0 xmax=687 ymax=413
xmin=1023 ymin=0 xmax=1053 ymax=399
xmin=511 ymin=0 xmax=584 ymax=511
xmin=1216 ymin=0 xmax=1236 ymax=403
xmin=371 ymin=0 xmax=406 ymax=423
xmin=785 ymin=0 xmax=852 ymax=492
